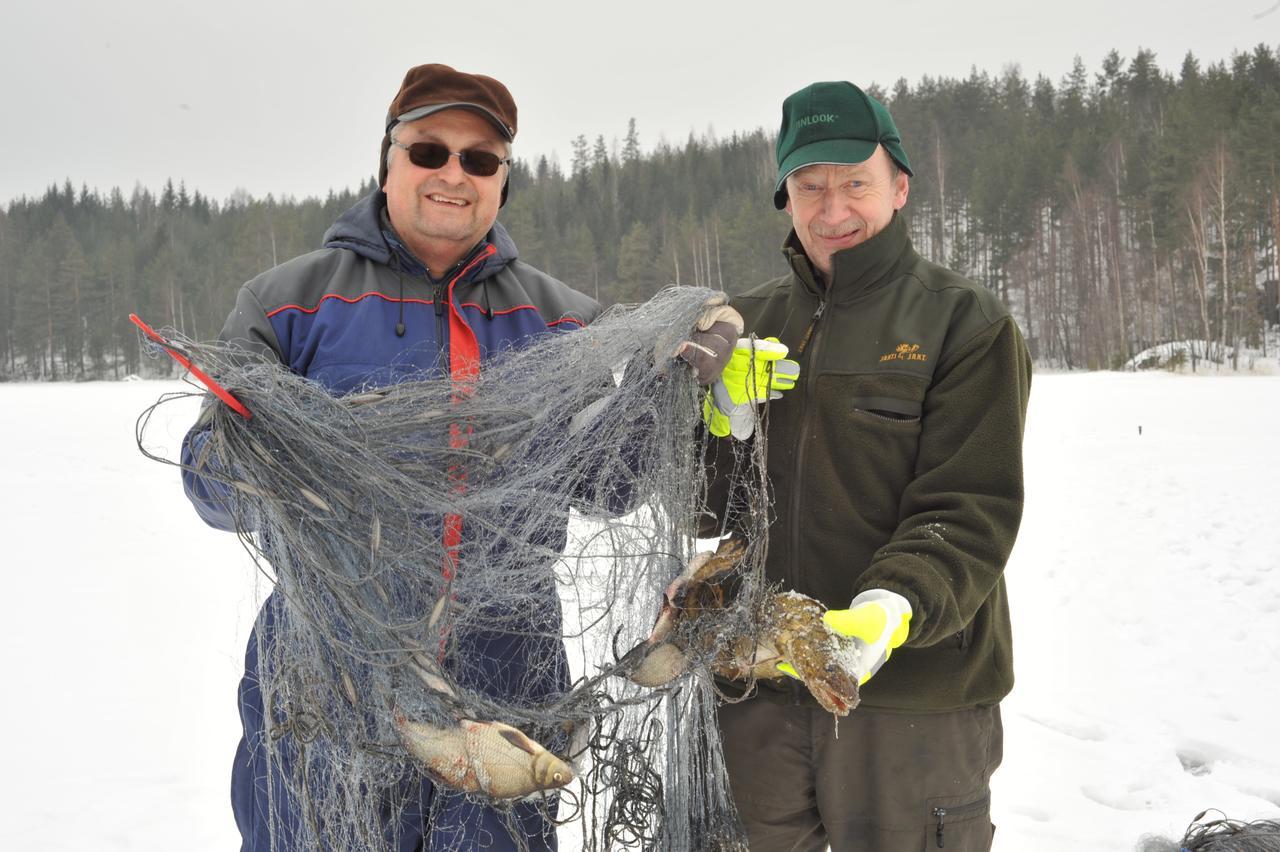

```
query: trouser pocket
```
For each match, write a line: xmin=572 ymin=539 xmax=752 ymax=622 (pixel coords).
xmin=925 ymin=792 xmax=992 ymax=851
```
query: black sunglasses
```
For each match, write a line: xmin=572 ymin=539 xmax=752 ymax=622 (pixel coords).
xmin=390 ymin=140 xmax=511 ymax=177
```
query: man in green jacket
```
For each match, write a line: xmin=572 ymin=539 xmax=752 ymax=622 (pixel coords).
xmin=704 ymin=81 xmax=1032 ymax=851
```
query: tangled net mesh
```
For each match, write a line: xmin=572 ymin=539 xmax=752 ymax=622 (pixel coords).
xmin=1138 ymin=811 xmax=1280 ymax=852
xmin=137 ymin=286 xmax=772 ymax=851
xmin=1178 ymin=813 xmax=1280 ymax=851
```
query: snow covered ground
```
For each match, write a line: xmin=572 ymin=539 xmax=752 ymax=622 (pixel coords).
xmin=1 ymin=373 xmax=1277 ymax=851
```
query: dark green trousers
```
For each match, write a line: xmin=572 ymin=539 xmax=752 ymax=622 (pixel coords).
xmin=717 ymin=699 xmax=1002 ymax=852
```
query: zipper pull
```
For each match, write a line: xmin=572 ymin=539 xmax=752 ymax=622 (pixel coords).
xmin=933 ymin=807 xmax=946 ymax=848
xmin=434 ymin=281 xmax=446 ymax=317
xmin=794 ymin=300 xmax=825 ymax=356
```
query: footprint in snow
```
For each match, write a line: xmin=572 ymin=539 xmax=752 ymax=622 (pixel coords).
xmin=1007 ymin=803 xmax=1052 ymax=822
xmin=1241 ymin=785 xmax=1280 ymax=809
xmin=1176 ymin=749 xmax=1213 ymax=777
xmin=1080 ymin=781 xmax=1167 ymax=812
xmin=1024 ymin=712 xmax=1109 ymax=742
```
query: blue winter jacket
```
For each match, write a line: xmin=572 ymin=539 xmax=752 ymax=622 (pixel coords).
xmin=179 ymin=191 xmax=604 ymax=851
xmin=181 ymin=190 xmax=601 ymax=528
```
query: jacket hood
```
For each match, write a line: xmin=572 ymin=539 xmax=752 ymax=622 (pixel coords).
xmin=322 ymin=189 xmax=518 ymax=283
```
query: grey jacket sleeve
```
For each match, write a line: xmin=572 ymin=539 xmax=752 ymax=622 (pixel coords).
xmin=180 ymin=284 xmax=285 ymax=531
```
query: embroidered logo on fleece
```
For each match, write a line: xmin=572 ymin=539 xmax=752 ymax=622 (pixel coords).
xmin=879 ymin=342 xmax=929 ymax=363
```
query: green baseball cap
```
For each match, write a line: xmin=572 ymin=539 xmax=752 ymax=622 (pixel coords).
xmin=773 ymin=81 xmax=913 ymax=209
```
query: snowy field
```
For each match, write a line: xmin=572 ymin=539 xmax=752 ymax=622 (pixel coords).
xmin=1 ymin=372 xmax=1278 ymax=851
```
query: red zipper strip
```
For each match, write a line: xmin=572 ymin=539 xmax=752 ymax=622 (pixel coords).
xmin=437 ymin=245 xmax=497 ymax=657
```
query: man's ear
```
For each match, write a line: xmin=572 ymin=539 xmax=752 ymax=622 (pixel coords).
xmin=893 ymin=173 xmax=910 ymax=210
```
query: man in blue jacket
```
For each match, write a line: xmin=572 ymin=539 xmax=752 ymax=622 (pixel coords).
xmin=181 ymin=63 xmax=742 ymax=852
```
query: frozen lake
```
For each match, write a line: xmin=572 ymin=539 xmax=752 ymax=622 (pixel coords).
xmin=1 ymin=372 xmax=1277 ymax=851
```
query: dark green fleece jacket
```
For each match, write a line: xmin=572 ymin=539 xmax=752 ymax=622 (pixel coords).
xmin=705 ymin=213 xmax=1032 ymax=711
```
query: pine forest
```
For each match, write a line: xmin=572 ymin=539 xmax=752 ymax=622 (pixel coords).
xmin=1 ymin=47 xmax=1277 ymax=379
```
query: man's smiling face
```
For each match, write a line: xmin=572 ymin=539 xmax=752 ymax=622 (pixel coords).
xmin=382 ymin=108 xmax=509 ymax=273
xmin=784 ymin=146 xmax=909 ymax=280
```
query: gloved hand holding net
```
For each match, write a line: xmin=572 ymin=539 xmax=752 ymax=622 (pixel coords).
xmin=703 ymin=337 xmax=800 ymax=439
xmin=671 ymin=294 xmax=744 ymax=386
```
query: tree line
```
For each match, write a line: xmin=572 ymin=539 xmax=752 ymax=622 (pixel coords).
xmin=1 ymin=45 xmax=1277 ymax=380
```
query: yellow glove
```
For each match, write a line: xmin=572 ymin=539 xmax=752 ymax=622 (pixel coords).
xmin=822 ymin=589 xmax=912 ymax=685
xmin=702 ymin=337 xmax=800 ymax=439
xmin=777 ymin=589 xmax=912 ymax=685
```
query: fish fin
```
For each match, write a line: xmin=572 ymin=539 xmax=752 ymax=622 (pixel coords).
xmin=497 ymin=727 xmax=539 ymax=756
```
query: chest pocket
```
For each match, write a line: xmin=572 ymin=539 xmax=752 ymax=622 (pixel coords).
xmin=836 ymin=370 xmax=928 ymax=425
xmin=848 ymin=394 xmax=922 ymax=423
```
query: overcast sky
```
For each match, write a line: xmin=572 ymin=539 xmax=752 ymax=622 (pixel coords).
xmin=2 ymin=0 xmax=1275 ymax=206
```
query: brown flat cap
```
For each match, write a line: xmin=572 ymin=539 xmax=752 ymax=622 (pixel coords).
xmin=378 ymin=63 xmax=517 ymax=189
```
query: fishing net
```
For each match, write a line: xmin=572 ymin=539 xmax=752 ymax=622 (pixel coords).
xmin=1178 ymin=813 xmax=1280 ymax=851
xmin=136 ymin=286 xmax=774 ymax=851
xmin=1137 ymin=811 xmax=1280 ymax=851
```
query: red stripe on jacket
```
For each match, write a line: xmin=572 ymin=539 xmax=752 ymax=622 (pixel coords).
xmin=265 ymin=291 xmax=432 ymax=318
xmin=267 ymin=293 xmax=586 ymax=328
xmin=456 ymin=301 xmax=587 ymax=327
